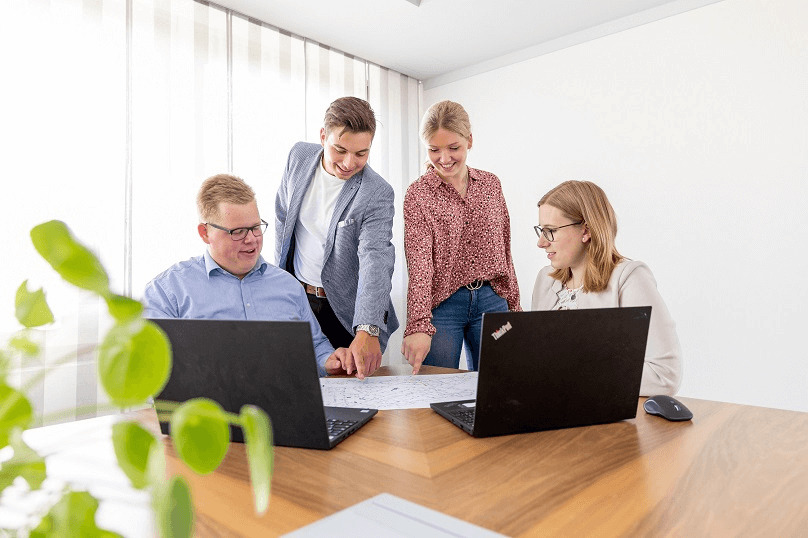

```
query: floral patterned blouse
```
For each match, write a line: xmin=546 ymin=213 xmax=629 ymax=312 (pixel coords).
xmin=403 ymin=167 xmax=521 ymax=337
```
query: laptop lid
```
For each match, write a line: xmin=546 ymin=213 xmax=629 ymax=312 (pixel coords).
xmin=150 ymin=318 xmax=374 ymax=449
xmin=433 ymin=306 xmax=651 ymax=437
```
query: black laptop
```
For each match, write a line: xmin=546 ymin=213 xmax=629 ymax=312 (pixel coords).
xmin=150 ymin=318 xmax=377 ymax=449
xmin=430 ymin=306 xmax=651 ymax=437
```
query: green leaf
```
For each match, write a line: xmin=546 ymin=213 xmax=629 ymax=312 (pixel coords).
xmin=98 ymin=320 xmax=172 ymax=407
xmin=0 ymin=350 xmax=9 ymax=377
xmin=15 ymin=280 xmax=54 ymax=328
xmin=170 ymin=398 xmax=230 ymax=475
xmin=105 ymin=294 xmax=144 ymax=322
xmin=30 ymin=220 xmax=110 ymax=296
xmin=0 ymin=428 xmax=46 ymax=492
xmin=9 ymin=333 xmax=40 ymax=356
xmin=240 ymin=405 xmax=273 ymax=515
xmin=30 ymin=490 xmax=122 ymax=538
xmin=0 ymin=383 xmax=33 ymax=448
xmin=154 ymin=476 xmax=194 ymax=538
xmin=112 ymin=422 xmax=157 ymax=489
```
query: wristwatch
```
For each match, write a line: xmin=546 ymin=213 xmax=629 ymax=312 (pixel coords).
xmin=355 ymin=324 xmax=380 ymax=337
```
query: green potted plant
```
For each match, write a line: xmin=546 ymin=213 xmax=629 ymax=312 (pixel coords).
xmin=0 ymin=220 xmax=273 ymax=537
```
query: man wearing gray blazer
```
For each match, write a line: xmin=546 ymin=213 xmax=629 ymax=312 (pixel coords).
xmin=275 ymin=97 xmax=399 ymax=379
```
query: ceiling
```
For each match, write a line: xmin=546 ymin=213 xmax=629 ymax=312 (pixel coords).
xmin=211 ymin=0 xmax=718 ymax=86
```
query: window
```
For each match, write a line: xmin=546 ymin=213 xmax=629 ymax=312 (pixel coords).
xmin=1 ymin=0 xmax=420 ymax=425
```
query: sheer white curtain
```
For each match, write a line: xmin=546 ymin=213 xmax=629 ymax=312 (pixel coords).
xmin=367 ymin=66 xmax=422 ymax=364
xmin=1 ymin=0 xmax=127 ymax=425
xmin=304 ymin=41 xmax=368 ymax=139
xmin=130 ymin=0 xmax=229 ymax=291
xmin=230 ymin=18 xmax=306 ymax=255
xmin=1 ymin=0 xmax=421 ymax=425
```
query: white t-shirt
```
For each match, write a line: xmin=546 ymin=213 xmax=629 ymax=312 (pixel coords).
xmin=293 ymin=160 xmax=346 ymax=286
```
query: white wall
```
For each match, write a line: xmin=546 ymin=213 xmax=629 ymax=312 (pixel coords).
xmin=423 ymin=0 xmax=808 ymax=412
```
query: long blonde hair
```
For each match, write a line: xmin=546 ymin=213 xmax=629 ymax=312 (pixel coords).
xmin=539 ymin=181 xmax=624 ymax=292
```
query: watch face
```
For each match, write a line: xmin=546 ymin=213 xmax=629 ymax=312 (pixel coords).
xmin=358 ymin=324 xmax=380 ymax=336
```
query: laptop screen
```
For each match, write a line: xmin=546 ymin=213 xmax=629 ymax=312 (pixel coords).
xmin=470 ymin=307 xmax=651 ymax=436
xmin=150 ymin=318 xmax=331 ymax=447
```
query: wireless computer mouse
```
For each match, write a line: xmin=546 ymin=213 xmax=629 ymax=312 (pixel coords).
xmin=643 ymin=395 xmax=693 ymax=421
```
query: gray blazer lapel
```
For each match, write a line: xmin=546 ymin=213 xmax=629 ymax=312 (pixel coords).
xmin=286 ymin=150 xmax=322 ymax=242
xmin=322 ymin=169 xmax=362 ymax=263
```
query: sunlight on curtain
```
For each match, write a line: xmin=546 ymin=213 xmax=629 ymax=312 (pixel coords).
xmin=368 ymin=66 xmax=422 ymax=363
xmin=1 ymin=0 xmax=422 ymax=424
xmin=0 ymin=0 xmax=126 ymax=424
xmin=231 ymin=17 xmax=305 ymax=255
xmin=130 ymin=0 xmax=229 ymax=295
xmin=304 ymin=41 xmax=368 ymax=140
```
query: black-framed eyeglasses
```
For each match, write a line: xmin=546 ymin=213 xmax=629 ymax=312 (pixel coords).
xmin=205 ymin=219 xmax=268 ymax=241
xmin=533 ymin=221 xmax=583 ymax=242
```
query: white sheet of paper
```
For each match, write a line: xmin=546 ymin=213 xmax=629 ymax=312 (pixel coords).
xmin=283 ymin=492 xmax=505 ymax=537
xmin=320 ymin=372 xmax=478 ymax=410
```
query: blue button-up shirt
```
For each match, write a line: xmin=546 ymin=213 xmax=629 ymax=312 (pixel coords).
xmin=143 ymin=252 xmax=333 ymax=376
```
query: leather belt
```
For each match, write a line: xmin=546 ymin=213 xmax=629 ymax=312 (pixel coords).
xmin=300 ymin=281 xmax=327 ymax=298
xmin=465 ymin=279 xmax=487 ymax=290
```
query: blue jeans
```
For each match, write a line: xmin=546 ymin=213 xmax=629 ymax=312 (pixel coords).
xmin=423 ymin=284 xmax=508 ymax=371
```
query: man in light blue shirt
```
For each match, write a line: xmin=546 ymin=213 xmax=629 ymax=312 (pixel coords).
xmin=144 ymin=173 xmax=349 ymax=377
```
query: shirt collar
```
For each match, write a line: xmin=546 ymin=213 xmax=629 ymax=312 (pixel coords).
xmin=203 ymin=251 xmax=267 ymax=279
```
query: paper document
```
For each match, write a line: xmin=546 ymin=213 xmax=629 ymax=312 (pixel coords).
xmin=320 ymin=373 xmax=478 ymax=410
xmin=283 ymin=492 xmax=505 ymax=537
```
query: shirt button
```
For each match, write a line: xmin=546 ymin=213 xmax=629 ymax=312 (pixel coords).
xmin=246 ymin=303 xmax=251 ymax=307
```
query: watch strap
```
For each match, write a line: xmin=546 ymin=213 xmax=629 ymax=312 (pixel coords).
xmin=355 ymin=324 xmax=380 ymax=337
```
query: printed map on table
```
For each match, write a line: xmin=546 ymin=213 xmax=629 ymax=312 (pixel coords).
xmin=320 ymin=373 xmax=478 ymax=410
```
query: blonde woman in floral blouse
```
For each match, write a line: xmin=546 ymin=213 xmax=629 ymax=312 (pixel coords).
xmin=402 ymin=100 xmax=520 ymax=374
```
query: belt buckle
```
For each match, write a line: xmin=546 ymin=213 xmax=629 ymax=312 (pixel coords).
xmin=300 ymin=280 xmax=326 ymax=298
xmin=465 ymin=279 xmax=484 ymax=291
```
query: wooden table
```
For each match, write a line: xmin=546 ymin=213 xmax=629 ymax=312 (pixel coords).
xmin=151 ymin=365 xmax=808 ymax=536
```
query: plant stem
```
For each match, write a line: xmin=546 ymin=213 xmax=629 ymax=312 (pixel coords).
xmin=19 ymin=344 xmax=98 ymax=393
xmin=38 ymin=403 xmax=138 ymax=424
xmin=153 ymin=399 xmax=243 ymax=426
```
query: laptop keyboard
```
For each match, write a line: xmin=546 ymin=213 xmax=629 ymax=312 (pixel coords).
xmin=450 ymin=408 xmax=476 ymax=426
xmin=327 ymin=418 xmax=359 ymax=438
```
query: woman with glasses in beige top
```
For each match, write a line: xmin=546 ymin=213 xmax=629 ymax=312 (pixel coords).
xmin=532 ymin=180 xmax=682 ymax=396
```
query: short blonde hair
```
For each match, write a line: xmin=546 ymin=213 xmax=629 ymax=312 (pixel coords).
xmin=196 ymin=174 xmax=256 ymax=222
xmin=538 ymin=181 xmax=624 ymax=292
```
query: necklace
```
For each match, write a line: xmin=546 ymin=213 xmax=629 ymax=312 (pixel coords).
xmin=441 ymin=167 xmax=469 ymax=195
xmin=454 ymin=169 xmax=469 ymax=197
xmin=565 ymin=278 xmax=584 ymax=301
